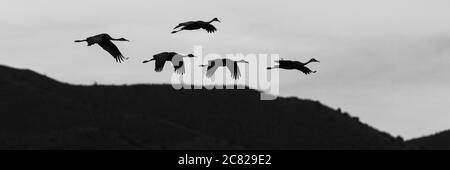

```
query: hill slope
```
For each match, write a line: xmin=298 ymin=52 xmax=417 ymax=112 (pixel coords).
xmin=407 ymin=130 xmax=450 ymax=150
xmin=0 ymin=65 xmax=406 ymax=149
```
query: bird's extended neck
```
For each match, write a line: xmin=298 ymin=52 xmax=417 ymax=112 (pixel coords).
xmin=304 ymin=58 xmax=319 ymax=65
xmin=178 ymin=54 xmax=195 ymax=58
xmin=208 ymin=19 xmax=217 ymax=23
xmin=304 ymin=60 xmax=313 ymax=65
xmin=111 ymin=38 xmax=128 ymax=41
xmin=304 ymin=59 xmax=317 ymax=65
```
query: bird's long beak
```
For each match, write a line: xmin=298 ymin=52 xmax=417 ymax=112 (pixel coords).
xmin=199 ymin=65 xmax=208 ymax=67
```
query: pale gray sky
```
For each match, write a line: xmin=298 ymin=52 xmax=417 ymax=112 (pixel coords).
xmin=1 ymin=0 xmax=450 ymax=139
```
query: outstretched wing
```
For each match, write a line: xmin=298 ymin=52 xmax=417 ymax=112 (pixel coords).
xmin=297 ymin=66 xmax=316 ymax=75
xmin=276 ymin=60 xmax=294 ymax=65
xmin=226 ymin=62 xmax=241 ymax=80
xmin=205 ymin=61 xmax=219 ymax=78
xmin=174 ymin=21 xmax=195 ymax=29
xmin=153 ymin=52 xmax=176 ymax=72
xmin=97 ymin=40 xmax=127 ymax=63
xmin=171 ymin=59 xmax=185 ymax=75
xmin=154 ymin=58 xmax=167 ymax=72
xmin=201 ymin=24 xmax=217 ymax=33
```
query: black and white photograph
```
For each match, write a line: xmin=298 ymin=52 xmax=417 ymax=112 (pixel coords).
xmin=1 ymin=0 xmax=449 ymax=167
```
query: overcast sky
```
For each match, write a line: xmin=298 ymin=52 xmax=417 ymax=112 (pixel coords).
xmin=1 ymin=0 xmax=450 ymax=139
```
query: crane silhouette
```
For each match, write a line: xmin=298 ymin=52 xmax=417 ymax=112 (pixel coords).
xmin=171 ymin=18 xmax=221 ymax=34
xmin=74 ymin=33 xmax=130 ymax=63
xmin=267 ymin=58 xmax=320 ymax=75
xmin=143 ymin=52 xmax=196 ymax=75
xmin=200 ymin=58 xmax=249 ymax=80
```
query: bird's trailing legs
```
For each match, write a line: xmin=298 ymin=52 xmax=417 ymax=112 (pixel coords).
xmin=74 ymin=39 xmax=88 ymax=45
xmin=171 ymin=29 xmax=183 ymax=34
xmin=142 ymin=59 xmax=155 ymax=63
xmin=74 ymin=39 xmax=95 ymax=46
xmin=174 ymin=25 xmax=183 ymax=30
xmin=267 ymin=66 xmax=279 ymax=70
xmin=74 ymin=39 xmax=86 ymax=43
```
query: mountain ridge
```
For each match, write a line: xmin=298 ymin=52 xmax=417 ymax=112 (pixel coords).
xmin=406 ymin=130 xmax=450 ymax=150
xmin=0 ymin=64 xmax=407 ymax=149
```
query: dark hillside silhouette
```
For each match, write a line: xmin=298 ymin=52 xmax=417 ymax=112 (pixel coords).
xmin=0 ymin=65 xmax=407 ymax=149
xmin=407 ymin=130 xmax=450 ymax=150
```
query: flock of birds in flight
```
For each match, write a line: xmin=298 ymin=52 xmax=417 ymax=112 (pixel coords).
xmin=74 ymin=18 xmax=320 ymax=80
